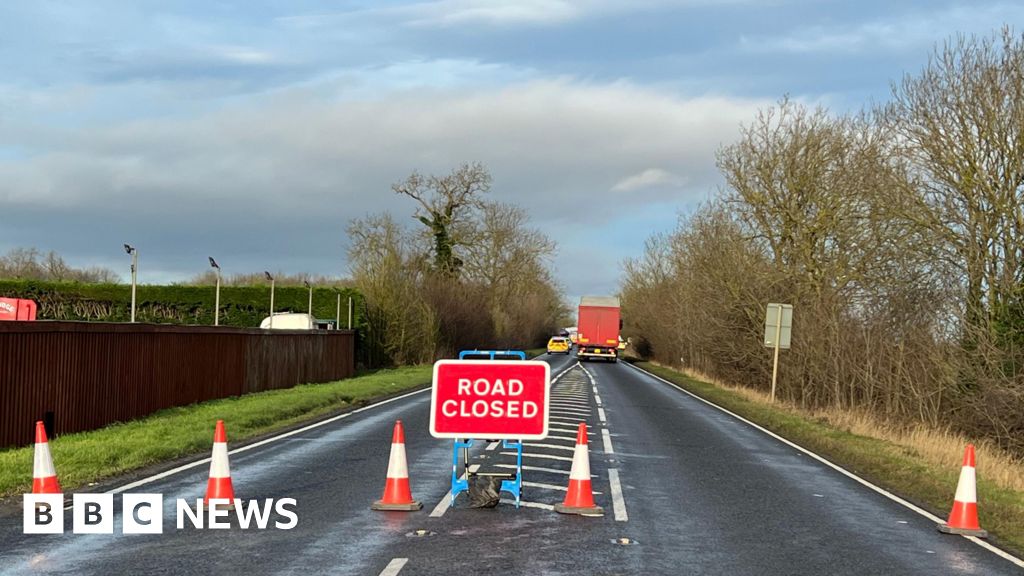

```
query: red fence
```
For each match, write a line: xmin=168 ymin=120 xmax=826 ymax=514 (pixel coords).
xmin=0 ymin=322 xmax=355 ymax=449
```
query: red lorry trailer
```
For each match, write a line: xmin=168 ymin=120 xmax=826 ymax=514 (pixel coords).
xmin=576 ymin=296 xmax=620 ymax=362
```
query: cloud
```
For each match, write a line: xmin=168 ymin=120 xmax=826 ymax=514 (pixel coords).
xmin=0 ymin=71 xmax=765 ymax=293
xmin=740 ymin=3 xmax=1024 ymax=55
xmin=611 ymin=168 xmax=687 ymax=192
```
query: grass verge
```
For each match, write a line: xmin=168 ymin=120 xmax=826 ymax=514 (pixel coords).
xmin=0 ymin=366 xmax=432 ymax=498
xmin=633 ymin=360 xmax=1024 ymax=555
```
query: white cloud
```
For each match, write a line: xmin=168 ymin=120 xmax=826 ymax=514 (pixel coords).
xmin=0 ymin=75 xmax=766 ymax=293
xmin=611 ymin=168 xmax=687 ymax=192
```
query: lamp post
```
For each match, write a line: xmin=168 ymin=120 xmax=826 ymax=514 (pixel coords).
xmin=265 ymin=271 xmax=275 ymax=328
xmin=123 ymin=244 xmax=137 ymax=323
xmin=209 ymin=257 xmax=221 ymax=326
xmin=304 ymin=279 xmax=313 ymax=317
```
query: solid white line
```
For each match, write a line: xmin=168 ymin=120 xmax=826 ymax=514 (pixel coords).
xmin=549 ymin=399 xmax=592 ymax=407
xmin=624 ymin=362 xmax=1024 ymax=568
xmin=522 ymin=481 xmax=567 ymax=492
xmin=608 ymin=469 xmax=628 ymax=522
xmin=106 ymin=386 xmax=432 ymax=495
xmin=379 ymin=558 xmax=408 ymax=576
xmin=597 ymin=407 xmax=607 ymax=423
xmin=549 ymin=416 xmax=589 ymax=424
xmin=601 ymin=429 xmax=614 ymax=454
xmin=544 ymin=433 xmax=583 ymax=442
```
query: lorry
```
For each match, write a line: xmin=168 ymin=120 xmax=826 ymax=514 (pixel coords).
xmin=576 ymin=296 xmax=620 ymax=362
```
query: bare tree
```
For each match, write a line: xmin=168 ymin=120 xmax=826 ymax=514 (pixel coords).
xmin=392 ymin=162 xmax=491 ymax=277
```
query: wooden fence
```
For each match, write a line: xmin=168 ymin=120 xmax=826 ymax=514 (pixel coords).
xmin=0 ymin=322 xmax=354 ymax=448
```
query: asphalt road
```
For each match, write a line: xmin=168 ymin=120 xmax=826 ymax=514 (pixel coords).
xmin=0 ymin=353 xmax=1021 ymax=575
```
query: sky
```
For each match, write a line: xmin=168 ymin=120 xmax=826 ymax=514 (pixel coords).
xmin=2 ymin=1 xmax=1023 ymax=301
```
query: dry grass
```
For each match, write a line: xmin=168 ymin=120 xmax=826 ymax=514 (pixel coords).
xmin=664 ymin=362 xmax=1024 ymax=494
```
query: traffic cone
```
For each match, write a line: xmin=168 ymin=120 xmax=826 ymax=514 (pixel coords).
xmin=371 ymin=420 xmax=422 ymax=511
xmin=938 ymin=444 xmax=987 ymax=537
xmin=32 ymin=421 xmax=61 ymax=494
xmin=554 ymin=422 xmax=603 ymax=516
xmin=204 ymin=420 xmax=235 ymax=510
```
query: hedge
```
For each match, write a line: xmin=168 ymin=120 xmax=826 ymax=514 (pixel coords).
xmin=0 ymin=280 xmax=363 ymax=329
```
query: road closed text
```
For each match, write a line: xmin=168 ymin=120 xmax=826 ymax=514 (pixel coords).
xmin=430 ymin=359 xmax=550 ymax=439
xmin=440 ymin=378 xmax=540 ymax=419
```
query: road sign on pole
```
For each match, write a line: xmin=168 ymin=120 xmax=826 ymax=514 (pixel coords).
xmin=429 ymin=360 xmax=550 ymax=440
xmin=764 ymin=303 xmax=793 ymax=403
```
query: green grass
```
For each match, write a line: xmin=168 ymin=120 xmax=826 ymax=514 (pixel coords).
xmin=0 ymin=366 xmax=431 ymax=498
xmin=633 ymin=361 xmax=1024 ymax=555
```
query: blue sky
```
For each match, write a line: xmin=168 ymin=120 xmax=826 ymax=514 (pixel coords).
xmin=2 ymin=1 xmax=1022 ymax=300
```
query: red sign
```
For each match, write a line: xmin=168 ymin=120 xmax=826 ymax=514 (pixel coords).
xmin=0 ymin=298 xmax=37 ymax=321
xmin=430 ymin=360 xmax=550 ymax=440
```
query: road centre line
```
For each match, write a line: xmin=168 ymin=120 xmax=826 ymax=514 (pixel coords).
xmin=601 ymin=429 xmax=614 ymax=454
xmin=623 ymin=362 xmax=1024 ymax=568
xmin=379 ymin=558 xmax=409 ymax=576
xmin=608 ymin=469 xmax=628 ymax=522
xmin=486 ymin=441 xmax=498 ymax=451
xmin=429 ymin=471 xmax=467 ymax=517
xmin=597 ymin=408 xmax=607 ymax=423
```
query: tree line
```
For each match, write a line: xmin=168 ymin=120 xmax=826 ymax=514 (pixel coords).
xmin=622 ymin=28 xmax=1024 ymax=453
xmin=348 ymin=162 xmax=568 ymax=365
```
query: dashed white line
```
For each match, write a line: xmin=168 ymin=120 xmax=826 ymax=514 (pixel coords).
xmin=608 ymin=469 xmax=628 ymax=522
xmin=597 ymin=407 xmax=607 ymax=423
xmin=601 ymin=429 xmax=614 ymax=454
xmin=486 ymin=441 xmax=498 ymax=451
xmin=379 ymin=558 xmax=408 ymax=576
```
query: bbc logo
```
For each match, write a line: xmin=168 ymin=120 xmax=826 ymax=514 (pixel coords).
xmin=24 ymin=494 xmax=163 ymax=534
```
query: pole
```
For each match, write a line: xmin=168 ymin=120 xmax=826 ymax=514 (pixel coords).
xmin=770 ymin=304 xmax=782 ymax=403
xmin=336 ymin=293 xmax=341 ymax=327
xmin=214 ymin=268 xmax=221 ymax=326
xmin=269 ymin=278 xmax=275 ymax=329
xmin=347 ymin=296 xmax=353 ymax=330
xmin=307 ymin=285 xmax=313 ymax=316
xmin=130 ymin=250 xmax=138 ymax=323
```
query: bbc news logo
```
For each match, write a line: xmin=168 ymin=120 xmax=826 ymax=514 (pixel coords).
xmin=24 ymin=494 xmax=297 ymax=534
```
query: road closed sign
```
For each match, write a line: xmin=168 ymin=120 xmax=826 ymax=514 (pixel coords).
xmin=429 ymin=359 xmax=550 ymax=440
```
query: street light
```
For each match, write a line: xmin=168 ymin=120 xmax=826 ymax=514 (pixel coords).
xmin=265 ymin=271 xmax=275 ymax=328
xmin=209 ymin=257 xmax=221 ymax=326
xmin=303 ymin=279 xmax=313 ymax=317
xmin=124 ymin=244 xmax=137 ymax=323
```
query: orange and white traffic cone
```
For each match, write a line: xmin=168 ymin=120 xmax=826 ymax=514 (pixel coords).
xmin=32 ymin=421 xmax=61 ymax=494
xmin=371 ymin=420 xmax=422 ymax=511
xmin=938 ymin=444 xmax=987 ymax=537
xmin=555 ymin=422 xmax=603 ymax=516
xmin=204 ymin=420 xmax=236 ymax=510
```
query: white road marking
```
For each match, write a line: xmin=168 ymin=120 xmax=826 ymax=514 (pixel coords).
xmin=502 ymin=451 xmax=574 ymax=462
xmin=624 ymin=362 xmax=1024 ymax=568
xmin=549 ymin=400 xmax=592 ymax=408
xmin=101 ymin=386 xmax=433 ymax=496
xmin=549 ymin=416 xmax=589 ymax=425
xmin=594 ymin=394 xmax=602 ymax=406
xmin=499 ymin=499 xmax=555 ymax=511
xmin=602 ymin=429 xmax=614 ymax=454
xmin=379 ymin=558 xmax=408 ymax=576
xmin=543 ymin=433 xmax=584 ymax=442
xmin=494 ymin=463 xmax=591 ymax=477
xmin=486 ymin=441 xmax=498 ymax=451
xmin=523 ymin=442 xmax=577 ymax=452
xmin=550 ymin=408 xmax=592 ymax=417
xmin=429 ymin=472 xmax=466 ymax=517
xmin=608 ymin=469 xmax=628 ymax=522
xmin=597 ymin=407 xmax=607 ymax=423
xmin=522 ymin=481 xmax=567 ymax=492
xmin=469 ymin=464 xmax=480 ymax=473
xmin=547 ymin=427 xmax=593 ymax=436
